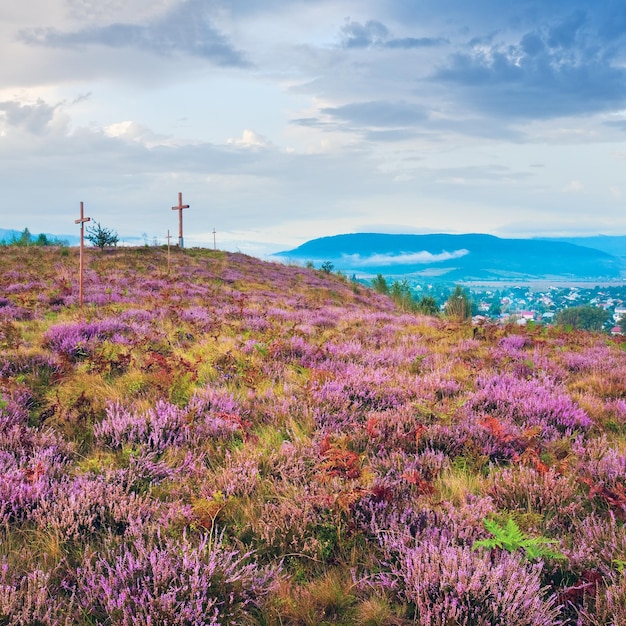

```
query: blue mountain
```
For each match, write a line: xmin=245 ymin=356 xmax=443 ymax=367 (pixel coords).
xmin=276 ymin=233 xmax=625 ymax=280
xmin=538 ymin=235 xmax=626 ymax=259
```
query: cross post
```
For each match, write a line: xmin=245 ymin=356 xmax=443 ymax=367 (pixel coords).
xmin=74 ymin=201 xmax=91 ymax=306
xmin=166 ymin=229 xmax=173 ymax=274
xmin=212 ymin=228 xmax=216 ymax=251
xmin=171 ymin=192 xmax=189 ymax=248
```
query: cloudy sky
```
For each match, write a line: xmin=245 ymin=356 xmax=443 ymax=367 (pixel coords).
xmin=2 ymin=0 xmax=626 ymax=256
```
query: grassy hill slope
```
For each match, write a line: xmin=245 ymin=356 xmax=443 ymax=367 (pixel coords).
xmin=1 ymin=246 xmax=626 ymax=624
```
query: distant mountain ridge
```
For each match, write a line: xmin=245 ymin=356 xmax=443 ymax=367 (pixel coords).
xmin=276 ymin=233 xmax=625 ymax=281
xmin=539 ymin=235 xmax=626 ymax=258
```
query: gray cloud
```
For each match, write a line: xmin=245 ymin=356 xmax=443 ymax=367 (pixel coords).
xmin=547 ymin=10 xmax=587 ymax=49
xmin=294 ymin=100 xmax=523 ymax=143
xmin=363 ymin=129 xmax=421 ymax=142
xmin=292 ymin=101 xmax=430 ymax=142
xmin=290 ymin=117 xmax=331 ymax=129
xmin=19 ymin=0 xmax=249 ymax=66
xmin=0 ymin=99 xmax=64 ymax=135
xmin=433 ymin=11 xmax=626 ymax=119
xmin=384 ymin=36 xmax=447 ymax=49
xmin=604 ymin=119 xmax=626 ymax=132
xmin=321 ymin=101 xmax=427 ymax=127
xmin=340 ymin=19 xmax=447 ymax=49
xmin=340 ymin=19 xmax=388 ymax=48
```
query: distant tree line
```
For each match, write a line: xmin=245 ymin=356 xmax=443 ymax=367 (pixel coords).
xmin=0 ymin=228 xmax=68 ymax=247
xmin=1 ymin=223 xmax=120 ymax=250
xmin=370 ymin=273 xmax=473 ymax=320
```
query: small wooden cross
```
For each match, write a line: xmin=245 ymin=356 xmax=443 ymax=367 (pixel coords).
xmin=166 ymin=229 xmax=173 ymax=273
xmin=171 ymin=192 xmax=189 ymax=248
xmin=74 ymin=201 xmax=91 ymax=306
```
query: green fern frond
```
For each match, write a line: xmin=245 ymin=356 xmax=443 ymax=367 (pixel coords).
xmin=472 ymin=517 xmax=566 ymax=562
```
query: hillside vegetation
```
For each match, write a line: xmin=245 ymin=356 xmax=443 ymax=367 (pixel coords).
xmin=1 ymin=246 xmax=626 ymax=625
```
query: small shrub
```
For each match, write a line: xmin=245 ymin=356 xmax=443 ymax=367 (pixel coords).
xmin=86 ymin=222 xmax=119 ymax=249
xmin=0 ymin=563 xmax=75 ymax=626
xmin=382 ymin=533 xmax=561 ymax=625
xmin=576 ymin=573 xmax=626 ymax=625
xmin=74 ymin=531 xmax=278 ymax=624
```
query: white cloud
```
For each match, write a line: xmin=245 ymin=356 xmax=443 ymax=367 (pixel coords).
xmin=562 ymin=180 xmax=584 ymax=193
xmin=340 ymin=249 xmax=470 ymax=267
xmin=103 ymin=120 xmax=185 ymax=148
xmin=226 ymin=129 xmax=272 ymax=149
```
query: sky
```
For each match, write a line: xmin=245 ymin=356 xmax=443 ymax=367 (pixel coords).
xmin=1 ymin=0 xmax=626 ymax=257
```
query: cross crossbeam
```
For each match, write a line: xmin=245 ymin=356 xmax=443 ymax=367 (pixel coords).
xmin=75 ymin=202 xmax=91 ymax=226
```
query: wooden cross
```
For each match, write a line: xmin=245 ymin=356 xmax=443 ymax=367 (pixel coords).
xmin=74 ymin=201 xmax=91 ymax=306
xmin=212 ymin=228 xmax=216 ymax=251
xmin=166 ymin=229 xmax=173 ymax=273
xmin=171 ymin=192 xmax=189 ymax=248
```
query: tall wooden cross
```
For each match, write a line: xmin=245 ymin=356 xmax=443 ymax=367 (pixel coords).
xmin=212 ymin=228 xmax=216 ymax=251
xmin=166 ymin=229 xmax=173 ymax=274
xmin=171 ymin=192 xmax=189 ymax=248
xmin=74 ymin=201 xmax=91 ymax=307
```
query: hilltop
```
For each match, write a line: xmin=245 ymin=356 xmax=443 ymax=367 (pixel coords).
xmin=277 ymin=232 xmax=625 ymax=281
xmin=1 ymin=246 xmax=625 ymax=624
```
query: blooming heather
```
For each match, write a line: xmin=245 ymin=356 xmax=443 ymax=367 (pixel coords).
xmin=382 ymin=533 xmax=561 ymax=625
xmin=0 ymin=246 xmax=625 ymax=624
xmin=74 ymin=532 xmax=277 ymax=625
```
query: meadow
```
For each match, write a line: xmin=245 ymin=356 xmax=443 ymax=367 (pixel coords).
xmin=1 ymin=245 xmax=625 ymax=625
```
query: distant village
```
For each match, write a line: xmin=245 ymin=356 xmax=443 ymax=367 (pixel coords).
xmin=427 ymin=283 xmax=626 ymax=335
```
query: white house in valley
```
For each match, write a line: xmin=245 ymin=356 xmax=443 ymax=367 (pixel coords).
xmin=614 ymin=307 xmax=626 ymax=321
